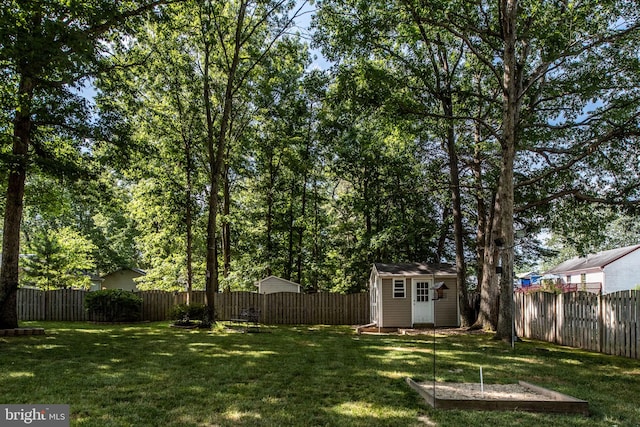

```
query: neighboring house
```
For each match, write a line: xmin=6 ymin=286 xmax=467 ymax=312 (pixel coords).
xmin=256 ymin=276 xmax=302 ymax=294
xmin=87 ymin=273 xmax=104 ymax=292
xmin=101 ymin=268 xmax=146 ymax=292
xmin=545 ymin=244 xmax=640 ymax=294
xmin=369 ymin=262 xmax=459 ymax=328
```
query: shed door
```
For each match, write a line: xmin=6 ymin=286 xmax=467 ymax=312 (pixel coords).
xmin=412 ymin=279 xmax=433 ymax=324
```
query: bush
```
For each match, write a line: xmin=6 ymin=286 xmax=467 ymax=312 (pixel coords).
xmin=85 ymin=289 xmax=143 ymax=322
xmin=168 ymin=303 xmax=207 ymax=322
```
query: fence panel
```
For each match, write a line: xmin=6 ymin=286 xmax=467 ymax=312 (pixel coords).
xmin=16 ymin=289 xmax=371 ymax=326
xmin=517 ymin=290 xmax=640 ymax=360
xmin=17 ymin=288 xmax=45 ymax=321
xmin=559 ymin=292 xmax=599 ymax=352
xmin=520 ymin=292 xmax=555 ymax=342
xmin=46 ymin=289 xmax=88 ymax=321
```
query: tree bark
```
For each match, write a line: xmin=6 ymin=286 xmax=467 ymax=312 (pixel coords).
xmin=223 ymin=149 xmax=231 ymax=285
xmin=471 ymin=125 xmax=489 ymax=328
xmin=0 ymin=74 xmax=34 ymax=329
xmin=185 ymin=138 xmax=194 ymax=305
xmin=495 ymin=0 xmax=519 ymax=342
xmin=442 ymin=97 xmax=474 ymax=327
xmin=204 ymin=0 xmax=247 ymax=322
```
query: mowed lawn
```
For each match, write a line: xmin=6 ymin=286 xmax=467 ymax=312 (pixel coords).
xmin=1 ymin=322 xmax=639 ymax=426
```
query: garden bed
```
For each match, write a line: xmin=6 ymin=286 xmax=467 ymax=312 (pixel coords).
xmin=406 ymin=378 xmax=589 ymax=415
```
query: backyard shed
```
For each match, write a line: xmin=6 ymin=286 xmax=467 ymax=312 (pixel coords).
xmin=369 ymin=262 xmax=459 ymax=328
xmin=256 ymin=276 xmax=302 ymax=294
xmin=545 ymin=244 xmax=640 ymax=294
xmin=101 ymin=268 xmax=146 ymax=292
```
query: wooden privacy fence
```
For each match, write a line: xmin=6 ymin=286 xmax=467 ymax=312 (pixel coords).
xmin=17 ymin=289 xmax=370 ymax=325
xmin=515 ymin=290 xmax=640 ymax=359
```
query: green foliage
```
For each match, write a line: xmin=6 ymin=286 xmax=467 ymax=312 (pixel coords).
xmin=84 ymin=289 xmax=142 ymax=322
xmin=21 ymin=226 xmax=97 ymax=290
xmin=168 ymin=303 xmax=207 ymax=322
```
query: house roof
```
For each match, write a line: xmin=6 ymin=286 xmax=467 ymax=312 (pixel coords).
xmin=255 ymin=275 xmax=302 ymax=288
xmin=546 ymin=244 xmax=640 ymax=274
xmin=373 ymin=262 xmax=456 ymax=276
xmin=102 ymin=267 xmax=146 ymax=279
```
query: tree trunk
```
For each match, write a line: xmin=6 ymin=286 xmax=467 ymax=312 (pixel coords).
xmin=296 ymin=138 xmax=310 ymax=285
xmin=203 ymin=0 xmax=247 ymax=322
xmin=223 ymin=149 xmax=231 ymax=285
xmin=203 ymin=44 xmax=217 ymax=322
xmin=266 ymin=151 xmax=276 ymax=276
xmin=495 ymin=0 xmax=519 ymax=342
xmin=0 ymin=74 xmax=33 ymax=329
xmin=185 ymin=138 xmax=194 ymax=305
xmin=174 ymin=80 xmax=194 ymax=305
xmin=286 ymin=180 xmax=295 ymax=281
xmin=471 ymin=148 xmax=498 ymax=330
xmin=442 ymin=98 xmax=474 ymax=327
xmin=435 ymin=206 xmax=450 ymax=263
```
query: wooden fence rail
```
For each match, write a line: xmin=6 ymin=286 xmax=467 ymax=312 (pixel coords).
xmin=515 ymin=290 xmax=640 ymax=359
xmin=17 ymin=289 xmax=370 ymax=326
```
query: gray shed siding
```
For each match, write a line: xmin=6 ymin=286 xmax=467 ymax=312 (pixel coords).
xmin=380 ymin=278 xmax=412 ymax=327
xmin=433 ymin=277 xmax=459 ymax=327
xmin=376 ymin=275 xmax=459 ymax=328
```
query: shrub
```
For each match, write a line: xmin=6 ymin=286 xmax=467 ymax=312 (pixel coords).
xmin=168 ymin=303 xmax=207 ymax=322
xmin=85 ymin=289 xmax=143 ymax=322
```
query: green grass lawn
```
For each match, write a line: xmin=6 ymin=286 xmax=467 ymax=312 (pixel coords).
xmin=1 ymin=322 xmax=639 ymax=427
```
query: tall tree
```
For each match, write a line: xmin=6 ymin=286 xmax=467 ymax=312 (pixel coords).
xmin=198 ymin=0 xmax=306 ymax=320
xmin=96 ymin=6 xmax=208 ymax=296
xmin=0 ymin=0 xmax=175 ymax=328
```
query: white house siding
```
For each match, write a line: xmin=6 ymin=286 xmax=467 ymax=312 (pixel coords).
xmin=565 ymin=271 xmax=604 ymax=286
xmin=603 ymin=250 xmax=640 ymax=294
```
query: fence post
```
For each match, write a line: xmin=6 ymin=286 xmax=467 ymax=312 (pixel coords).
xmin=598 ymin=292 xmax=604 ymax=355
xmin=553 ymin=293 xmax=557 ymax=344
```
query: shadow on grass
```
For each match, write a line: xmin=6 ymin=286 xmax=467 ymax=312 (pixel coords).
xmin=1 ymin=323 xmax=639 ymax=426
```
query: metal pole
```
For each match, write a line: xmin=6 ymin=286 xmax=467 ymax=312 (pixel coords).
xmin=512 ymin=284 xmax=516 ymax=349
xmin=432 ymin=287 xmax=436 ymax=408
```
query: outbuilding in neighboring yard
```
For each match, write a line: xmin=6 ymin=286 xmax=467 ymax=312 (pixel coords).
xmin=101 ymin=268 xmax=146 ymax=292
xmin=369 ymin=262 xmax=459 ymax=328
xmin=255 ymin=275 xmax=302 ymax=294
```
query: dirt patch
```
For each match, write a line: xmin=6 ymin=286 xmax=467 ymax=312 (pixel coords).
xmin=418 ymin=382 xmax=555 ymax=401
xmin=406 ymin=378 xmax=589 ymax=415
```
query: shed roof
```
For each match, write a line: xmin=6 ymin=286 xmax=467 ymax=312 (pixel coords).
xmin=546 ymin=244 xmax=640 ymax=274
xmin=102 ymin=267 xmax=146 ymax=279
xmin=255 ymin=275 xmax=302 ymax=288
xmin=373 ymin=262 xmax=456 ymax=276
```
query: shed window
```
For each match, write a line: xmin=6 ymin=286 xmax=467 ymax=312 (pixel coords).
xmin=415 ymin=281 xmax=429 ymax=302
xmin=393 ymin=279 xmax=406 ymax=298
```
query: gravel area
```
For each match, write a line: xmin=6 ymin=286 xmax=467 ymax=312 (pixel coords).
xmin=417 ymin=382 xmax=556 ymax=401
